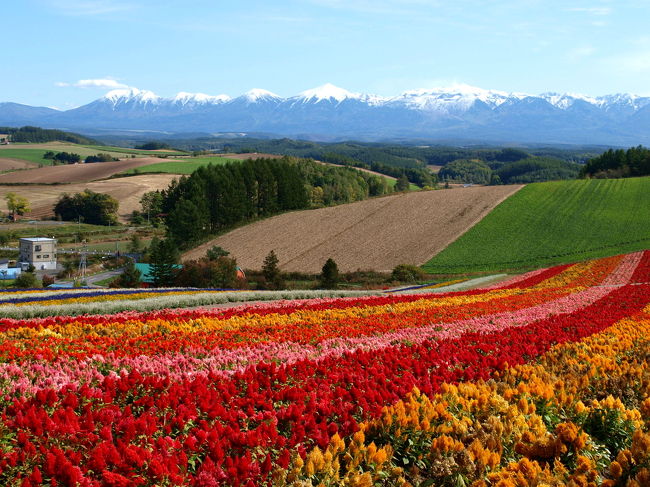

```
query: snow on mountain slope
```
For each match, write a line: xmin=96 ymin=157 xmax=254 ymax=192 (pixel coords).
xmin=102 ymin=88 xmax=162 ymax=106
xmin=540 ymin=92 xmax=600 ymax=109
xmin=241 ymin=89 xmax=281 ymax=103
xmin=295 ymin=83 xmax=360 ymax=103
xmin=172 ymin=92 xmax=231 ymax=106
xmin=388 ymin=84 xmax=525 ymax=112
xmin=4 ymin=83 xmax=650 ymax=145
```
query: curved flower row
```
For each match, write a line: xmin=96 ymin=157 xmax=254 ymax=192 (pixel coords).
xmin=0 ymin=251 xmax=646 ymax=486
xmin=287 ymin=300 xmax=650 ymax=486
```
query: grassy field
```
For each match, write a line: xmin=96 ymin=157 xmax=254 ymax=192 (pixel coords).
xmin=422 ymin=177 xmax=650 ymax=274
xmin=121 ymin=157 xmax=238 ymax=175
xmin=0 ymin=143 xmax=186 ymax=166
xmin=82 ymin=145 xmax=186 ymax=156
xmin=0 ymin=148 xmax=55 ymax=165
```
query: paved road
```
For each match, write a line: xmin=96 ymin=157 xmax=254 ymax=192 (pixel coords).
xmin=56 ymin=268 xmax=124 ymax=288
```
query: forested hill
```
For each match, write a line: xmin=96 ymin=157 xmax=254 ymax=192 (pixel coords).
xmin=98 ymin=136 xmax=602 ymax=187
xmin=161 ymin=156 xmax=395 ymax=248
xmin=0 ymin=126 xmax=96 ymax=144
xmin=581 ymin=145 xmax=650 ymax=178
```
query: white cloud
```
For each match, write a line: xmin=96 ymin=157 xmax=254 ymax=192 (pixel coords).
xmin=567 ymin=7 xmax=612 ymax=16
xmin=43 ymin=0 xmax=136 ymax=16
xmin=567 ymin=46 xmax=596 ymax=60
xmin=308 ymin=0 xmax=442 ymax=15
xmin=56 ymin=78 xmax=131 ymax=89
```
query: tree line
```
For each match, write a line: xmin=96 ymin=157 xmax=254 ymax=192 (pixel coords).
xmin=438 ymin=157 xmax=582 ymax=185
xmin=161 ymin=157 xmax=393 ymax=248
xmin=581 ymin=145 xmax=650 ymax=178
xmin=0 ymin=126 xmax=95 ymax=144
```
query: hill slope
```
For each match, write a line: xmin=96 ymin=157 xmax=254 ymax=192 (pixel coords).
xmin=183 ymin=185 xmax=522 ymax=273
xmin=422 ymin=177 xmax=650 ymax=273
xmin=0 ymin=157 xmax=166 ymax=183
xmin=0 ymin=174 xmax=176 ymax=221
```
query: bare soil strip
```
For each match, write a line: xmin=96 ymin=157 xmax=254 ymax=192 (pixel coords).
xmin=0 ymin=158 xmax=36 ymax=171
xmin=183 ymin=185 xmax=523 ymax=273
xmin=0 ymin=174 xmax=177 ymax=222
xmin=0 ymin=158 xmax=165 ymax=184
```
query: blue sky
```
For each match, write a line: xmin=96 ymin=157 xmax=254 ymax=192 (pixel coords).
xmin=4 ymin=0 xmax=650 ymax=109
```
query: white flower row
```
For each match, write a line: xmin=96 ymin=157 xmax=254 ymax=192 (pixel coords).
xmin=0 ymin=289 xmax=378 ymax=319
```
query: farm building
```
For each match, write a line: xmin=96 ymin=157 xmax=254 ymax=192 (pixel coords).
xmin=0 ymin=134 xmax=9 ymax=145
xmin=18 ymin=237 xmax=57 ymax=270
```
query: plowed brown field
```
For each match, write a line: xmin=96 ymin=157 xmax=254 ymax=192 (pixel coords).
xmin=0 ymin=158 xmax=164 ymax=184
xmin=0 ymin=158 xmax=35 ymax=171
xmin=183 ymin=185 xmax=523 ymax=273
xmin=0 ymin=174 xmax=176 ymax=222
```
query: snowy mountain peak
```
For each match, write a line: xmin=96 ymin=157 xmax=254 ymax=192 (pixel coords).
xmin=173 ymin=92 xmax=231 ymax=105
xmin=242 ymin=88 xmax=281 ymax=102
xmin=102 ymin=88 xmax=161 ymax=105
xmin=391 ymin=83 xmax=519 ymax=112
xmin=540 ymin=92 xmax=600 ymax=109
xmin=296 ymin=83 xmax=360 ymax=103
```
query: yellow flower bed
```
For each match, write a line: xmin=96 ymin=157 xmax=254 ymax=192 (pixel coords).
xmin=281 ymin=306 xmax=650 ymax=487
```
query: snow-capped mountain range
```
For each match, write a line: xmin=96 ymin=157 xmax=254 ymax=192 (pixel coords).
xmin=2 ymin=83 xmax=650 ymax=145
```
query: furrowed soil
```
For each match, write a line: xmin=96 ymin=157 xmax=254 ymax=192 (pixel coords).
xmin=183 ymin=185 xmax=523 ymax=273
xmin=0 ymin=158 xmax=164 ymax=184
xmin=0 ymin=158 xmax=35 ymax=171
xmin=0 ymin=174 xmax=176 ymax=222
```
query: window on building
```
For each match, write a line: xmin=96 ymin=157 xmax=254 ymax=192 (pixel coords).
xmin=35 ymin=245 xmax=42 ymax=251
xmin=36 ymin=255 xmax=41 ymax=259
xmin=43 ymin=254 xmax=49 ymax=258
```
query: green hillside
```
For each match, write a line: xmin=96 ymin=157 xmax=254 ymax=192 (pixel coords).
xmin=422 ymin=177 xmax=650 ymax=274
xmin=121 ymin=157 xmax=237 ymax=175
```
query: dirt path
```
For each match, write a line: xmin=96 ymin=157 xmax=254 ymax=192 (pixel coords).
xmin=183 ymin=185 xmax=523 ymax=273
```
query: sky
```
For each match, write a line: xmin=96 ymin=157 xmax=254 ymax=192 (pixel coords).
xmin=3 ymin=0 xmax=650 ymax=109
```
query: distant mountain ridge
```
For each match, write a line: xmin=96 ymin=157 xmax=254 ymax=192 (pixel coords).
xmin=2 ymin=83 xmax=650 ymax=145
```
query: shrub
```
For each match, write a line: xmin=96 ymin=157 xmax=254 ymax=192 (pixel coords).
xmin=41 ymin=274 xmax=55 ymax=287
xmin=391 ymin=264 xmax=426 ymax=283
xmin=13 ymin=272 xmax=40 ymax=288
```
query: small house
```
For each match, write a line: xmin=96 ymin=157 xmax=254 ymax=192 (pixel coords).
xmin=18 ymin=237 xmax=57 ymax=270
xmin=0 ymin=134 xmax=9 ymax=145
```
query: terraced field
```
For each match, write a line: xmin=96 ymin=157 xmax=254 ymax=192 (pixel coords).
xmin=423 ymin=176 xmax=650 ymax=273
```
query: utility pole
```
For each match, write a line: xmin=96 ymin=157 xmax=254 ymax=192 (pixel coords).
xmin=77 ymin=240 xmax=87 ymax=285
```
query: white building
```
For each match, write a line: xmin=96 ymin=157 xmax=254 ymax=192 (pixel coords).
xmin=18 ymin=238 xmax=57 ymax=270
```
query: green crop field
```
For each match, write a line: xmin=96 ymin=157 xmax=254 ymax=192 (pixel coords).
xmin=422 ymin=177 xmax=650 ymax=274
xmin=0 ymin=148 xmax=55 ymax=165
xmin=121 ymin=157 xmax=238 ymax=175
xmin=81 ymin=145 xmax=186 ymax=156
xmin=0 ymin=143 xmax=186 ymax=166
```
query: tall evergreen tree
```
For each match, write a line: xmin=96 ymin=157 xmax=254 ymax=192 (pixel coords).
xmin=261 ymin=250 xmax=283 ymax=290
xmin=319 ymin=258 xmax=339 ymax=289
xmin=117 ymin=259 xmax=142 ymax=288
xmin=149 ymin=237 xmax=179 ymax=287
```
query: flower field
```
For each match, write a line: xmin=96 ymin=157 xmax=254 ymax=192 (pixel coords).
xmin=0 ymin=251 xmax=648 ymax=486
